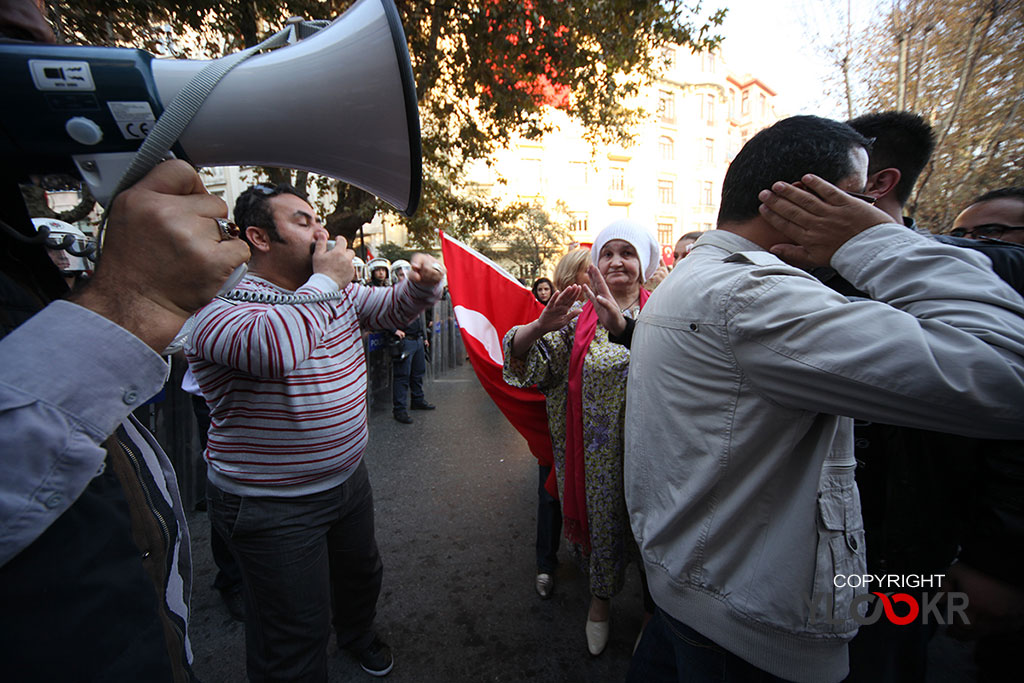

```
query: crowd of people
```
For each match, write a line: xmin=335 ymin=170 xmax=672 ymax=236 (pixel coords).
xmin=2 ymin=1 xmax=1024 ymax=681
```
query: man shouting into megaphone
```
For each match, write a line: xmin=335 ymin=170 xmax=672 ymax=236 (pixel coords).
xmin=184 ymin=182 xmax=444 ymax=680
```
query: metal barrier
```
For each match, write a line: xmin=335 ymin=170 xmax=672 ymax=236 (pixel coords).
xmin=138 ymin=295 xmax=466 ymax=510
xmin=428 ymin=292 xmax=465 ymax=379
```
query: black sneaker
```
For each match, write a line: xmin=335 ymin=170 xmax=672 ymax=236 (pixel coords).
xmin=410 ymin=401 xmax=436 ymax=410
xmin=352 ymin=635 xmax=393 ymax=677
xmin=393 ymin=411 xmax=413 ymax=424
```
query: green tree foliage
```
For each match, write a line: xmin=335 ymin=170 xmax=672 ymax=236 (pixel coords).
xmin=375 ymin=241 xmax=415 ymax=263
xmin=44 ymin=0 xmax=725 ymax=245
xmin=821 ymin=0 xmax=1023 ymax=230
xmin=471 ymin=203 xmax=570 ymax=280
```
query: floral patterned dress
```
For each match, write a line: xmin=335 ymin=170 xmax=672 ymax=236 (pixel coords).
xmin=503 ymin=308 xmax=641 ymax=598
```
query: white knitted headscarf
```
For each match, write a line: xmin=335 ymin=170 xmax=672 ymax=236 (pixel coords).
xmin=590 ymin=219 xmax=662 ymax=281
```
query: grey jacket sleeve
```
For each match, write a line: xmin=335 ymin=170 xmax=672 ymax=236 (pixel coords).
xmin=0 ymin=301 xmax=168 ymax=566
xmin=728 ymin=224 xmax=1024 ymax=439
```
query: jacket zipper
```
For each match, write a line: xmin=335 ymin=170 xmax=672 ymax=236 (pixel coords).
xmin=117 ymin=434 xmax=171 ymax=548
xmin=116 ymin=432 xmax=190 ymax=676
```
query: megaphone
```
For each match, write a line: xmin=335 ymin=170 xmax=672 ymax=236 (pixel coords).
xmin=0 ymin=0 xmax=421 ymax=215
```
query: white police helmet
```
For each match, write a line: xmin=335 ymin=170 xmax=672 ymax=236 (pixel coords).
xmin=352 ymin=256 xmax=366 ymax=282
xmin=367 ymin=257 xmax=391 ymax=283
xmin=31 ymin=217 xmax=93 ymax=273
xmin=390 ymin=259 xmax=412 ymax=284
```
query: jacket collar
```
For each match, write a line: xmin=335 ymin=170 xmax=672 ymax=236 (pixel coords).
xmin=692 ymin=229 xmax=765 ymax=256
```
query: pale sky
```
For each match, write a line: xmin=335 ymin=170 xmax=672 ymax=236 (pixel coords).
xmin=712 ymin=0 xmax=876 ymax=118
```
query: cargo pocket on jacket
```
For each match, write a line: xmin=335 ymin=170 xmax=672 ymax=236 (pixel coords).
xmin=811 ymin=477 xmax=866 ymax=627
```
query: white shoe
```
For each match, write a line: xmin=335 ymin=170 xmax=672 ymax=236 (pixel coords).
xmin=585 ymin=617 xmax=610 ymax=655
xmin=535 ymin=573 xmax=554 ymax=599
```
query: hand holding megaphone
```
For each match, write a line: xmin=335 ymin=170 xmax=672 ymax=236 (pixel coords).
xmin=73 ymin=159 xmax=250 ymax=352
xmin=312 ymin=235 xmax=357 ymax=288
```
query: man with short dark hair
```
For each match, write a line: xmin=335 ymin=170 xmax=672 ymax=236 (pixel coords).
xmin=624 ymin=115 xmax=1024 ymax=683
xmin=952 ymin=187 xmax=1024 ymax=244
xmin=839 ymin=115 xmax=1024 ymax=683
xmin=848 ymin=110 xmax=934 ymax=223
xmin=186 ymin=183 xmax=444 ymax=680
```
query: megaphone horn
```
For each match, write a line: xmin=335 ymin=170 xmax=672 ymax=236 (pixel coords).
xmin=150 ymin=0 xmax=422 ymax=215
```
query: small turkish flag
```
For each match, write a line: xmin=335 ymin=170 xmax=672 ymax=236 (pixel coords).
xmin=440 ymin=231 xmax=556 ymax=494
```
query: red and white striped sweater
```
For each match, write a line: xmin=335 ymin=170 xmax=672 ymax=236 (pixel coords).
xmin=185 ymin=272 xmax=440 ymax=497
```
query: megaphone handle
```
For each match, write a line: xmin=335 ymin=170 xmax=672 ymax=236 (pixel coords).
xmin=217 ymin=263 xmax=248 ymax=296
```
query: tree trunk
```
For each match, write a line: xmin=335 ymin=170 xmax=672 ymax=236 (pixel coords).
xmin=908 ymin=24 xmax=932 ymax=111
xmin=843 ymin=0 xmax=854 ymax=119
xmin=896 ymin=30 xmax=908 ymax=109
xmin=294 ymin=170 xmax=309 ymax=196
xmin=913 ymin=4 xmax=998 ymax=205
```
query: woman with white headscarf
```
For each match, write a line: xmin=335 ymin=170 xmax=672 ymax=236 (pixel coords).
xmin=503 ymin=219 xmax=661 ymax=656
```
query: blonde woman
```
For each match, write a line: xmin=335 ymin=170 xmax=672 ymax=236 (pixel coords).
xmin=553 ymin=247 xmax=591 ymax=295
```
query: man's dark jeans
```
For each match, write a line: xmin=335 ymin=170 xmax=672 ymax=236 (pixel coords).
xmin=207 ymin=461 xmax=382 ymax=682
xmin=392 ymin=338 xmax=426 ymax=412
xmin=627 ymin=608 xmax=788 ymax=683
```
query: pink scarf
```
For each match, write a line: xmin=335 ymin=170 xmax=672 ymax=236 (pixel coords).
xmin=563 ymin=287 xmax=650 ymax=551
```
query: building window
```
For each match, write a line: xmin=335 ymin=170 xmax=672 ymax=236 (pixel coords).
xmin=658 ymin=90 xmax=675 ymax=124
xmin=759 ymin=92 xmax=767 ymax=117
xmin=658 ymin=136 xmax=674 ymax=161
xmin=702 ymin=181 xmax=714 ymax=206
xmin=569 ymin=161 xmax=588 ymax=186
xmin=609 ymin=167 xmax=625 ymax=193
xmin=741 ymin=91 xmax=750 ymax=115
xmin=521 ymin=158 xmax=542 ymax=195
xmin=701 ymin=50 xmax=715 ymax=73
xmin=658 ymin=179 xmax=675 ymax=205
xmin=657 ymin=223 xmax=674 ymax=245
xmin=570 ymin=212 xmax=589 ymax=233
xmin=703 ymin=93 xmax=715 ymax=125
xmin=704 ymin=138 xmax=714 ymax=163
xmin=729 ymin=89 xmax=736 ymax=118
xmin=702 ymin=222 xmax=713 ymax=231
xmin=201 ymin=167 xmax=226 ymax=183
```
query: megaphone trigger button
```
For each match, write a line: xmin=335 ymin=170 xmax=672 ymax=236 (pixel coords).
xmin=214 ymin=218 xmax=241 ymax=241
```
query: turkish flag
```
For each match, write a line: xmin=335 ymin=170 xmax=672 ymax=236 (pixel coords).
xmin=661 ymin=244 xmax=674 ymax=266
xmin=439 ymin=231 xmax=557 ymax=495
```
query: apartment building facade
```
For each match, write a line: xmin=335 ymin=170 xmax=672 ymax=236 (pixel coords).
xmin=471 ymin=47 xmax=780 ymax=267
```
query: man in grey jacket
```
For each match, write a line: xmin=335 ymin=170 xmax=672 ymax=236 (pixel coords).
xmin=623 ymin=115 xmax=1024 ymax=683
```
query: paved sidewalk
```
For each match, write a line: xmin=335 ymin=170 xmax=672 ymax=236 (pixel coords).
xmin=185 ymin=363 xmax=978 ymax=683
xmin=187 ymin=364 xmax=645 ymax=682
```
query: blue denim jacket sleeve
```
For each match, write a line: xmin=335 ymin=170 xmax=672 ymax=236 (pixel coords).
xmin=0 ymin=300 xmax=168 ymax=566
xmin=727 ymin=224 xmax=1024 ymax=439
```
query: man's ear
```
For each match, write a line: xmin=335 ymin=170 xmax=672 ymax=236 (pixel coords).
xmin=865 ymin=168 xmax=901 ymax=200
xmin=245 ymin=226 xmax=272 ymax=253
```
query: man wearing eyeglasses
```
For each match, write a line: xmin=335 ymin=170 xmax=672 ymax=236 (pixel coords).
xmin=951 ymin=187 xmax=1024 ymax=244
xmin=624 ymin=115 xmax=1024 ymax=683
xmin=825 ymin=115 xmax=1024 ymax=683
xmin=185 ymin=183 xmax=444 ymax=680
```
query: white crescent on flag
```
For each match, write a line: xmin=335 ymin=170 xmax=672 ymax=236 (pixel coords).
xmin=439 ymin=230 xmax=557 ymax=478
xmin=453 ymin=305 xmax=503 ymax=365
